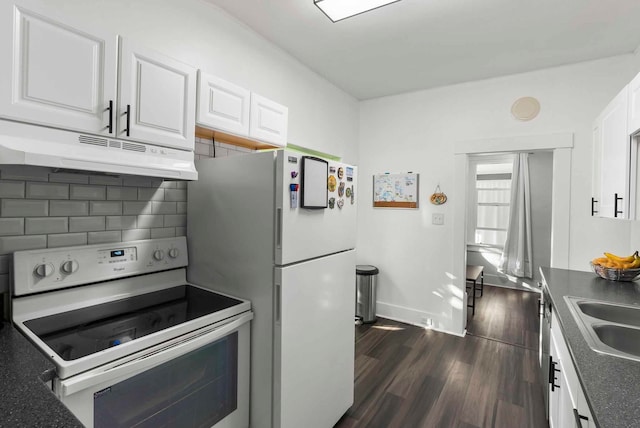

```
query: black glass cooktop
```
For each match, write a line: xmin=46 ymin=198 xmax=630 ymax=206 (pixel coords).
xmin=24 ymin=285 xmax=243 ymax=361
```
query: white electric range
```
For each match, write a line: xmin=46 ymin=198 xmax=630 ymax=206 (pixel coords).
xmin=11 ymin=237 xmax=252 ymax=428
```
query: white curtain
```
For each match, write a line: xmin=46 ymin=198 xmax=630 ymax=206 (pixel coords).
xmin=499 ymin=153 xmax=533 ymax=278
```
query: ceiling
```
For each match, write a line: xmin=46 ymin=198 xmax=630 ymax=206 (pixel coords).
xmin=205 ymin=0 xmax=640 ymax=100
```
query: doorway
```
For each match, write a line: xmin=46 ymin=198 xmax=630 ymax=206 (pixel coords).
xmin=466 ymin=151 xmax=553 ymax=292
xmin=451 ymin=133 xmax=573 ymax=335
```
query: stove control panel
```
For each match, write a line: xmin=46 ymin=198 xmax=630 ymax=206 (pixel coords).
xmin=98 ymin=247 xmax=137 ymax=265
xmin=13 ymin=237 xmax=189 ymax=296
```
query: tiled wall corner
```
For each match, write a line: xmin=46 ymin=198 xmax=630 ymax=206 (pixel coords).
xmin=0 ymin=167 xmax=190 ymax=294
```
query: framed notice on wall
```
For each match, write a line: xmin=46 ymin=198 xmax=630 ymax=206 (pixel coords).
xmin=373 ymin=173 xmax=419 ymax=208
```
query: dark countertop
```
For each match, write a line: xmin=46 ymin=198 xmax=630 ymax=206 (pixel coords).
xmin=0 ymin=321 xmax=83 ymax=428
xmin=540 ymin=267 xmax=640 ymax=428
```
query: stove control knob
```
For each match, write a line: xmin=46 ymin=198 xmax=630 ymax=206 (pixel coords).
xmin=61 ymin=260 xmax=79 ymax=274
xmin=34 ymin=263 xmax=54 ymax=278
xmin=168 ymin=248 xmax=179 ymax=258
xmin=153 ymin=250 xmax=165 ymax=261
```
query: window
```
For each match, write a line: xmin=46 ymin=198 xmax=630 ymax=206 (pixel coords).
xmin=468 ymin=156 xmax=513 ymax=248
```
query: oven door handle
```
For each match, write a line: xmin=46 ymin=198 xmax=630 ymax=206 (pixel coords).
xmin=60 ymin=312 xmax=253 ymax=396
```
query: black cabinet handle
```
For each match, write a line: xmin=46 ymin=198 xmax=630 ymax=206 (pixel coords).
xmin=591 ymin=197 xmax=598 ymax=216
xmin=123 ymin=104 xmax=131 ymax=137
xmin=107 ymin=100 xmax=114 ymax=134
xmin=538 ymin=298 xmax=544 ymax=318
xmin=549 ymin=356 xmax=560 ymax=391
xmin=573 ymin=408 xmax=589 ymax=427
xmin=614 ymin=193 xmax=623 ymax=217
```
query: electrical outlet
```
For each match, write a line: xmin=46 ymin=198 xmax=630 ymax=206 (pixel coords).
xmin=421 ymin=316 xmax=433 ymax=327
xmin=432 ymin=213 xmax=444 ymax=225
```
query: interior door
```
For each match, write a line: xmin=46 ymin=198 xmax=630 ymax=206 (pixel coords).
xmin=275 ymin=150 xmax=357 ymax=265
xmin=118 ymin=38 xmax=195 ymax=151
xmin=273 ymin=250 xmax=355 ymax=428
xmin=0 ymin=0 xmax=117 ymax=134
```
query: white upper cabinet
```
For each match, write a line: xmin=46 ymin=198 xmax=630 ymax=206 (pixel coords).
xmin=118 ymin=39 xmax=195 ymax=151
xmin=0 ymin=0 xmax=117 ymax=135
xmin=593 ymin=85 xmax=631 ymax=219
xmin=0 ymin=0 xmax=195 ymax=152
xmin=628 ymin=72 xmax=640 ymax=136
xmin=196 ymin=71 xmax=288 ymax=147
xmin=197 ymin=71 xmax=250 ymax=136
xmin=249 ymin=93 xmax=288 ymax=147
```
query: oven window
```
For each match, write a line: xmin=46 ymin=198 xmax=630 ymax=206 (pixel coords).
xmin=94 ymin=332 xmax=238 ymax=428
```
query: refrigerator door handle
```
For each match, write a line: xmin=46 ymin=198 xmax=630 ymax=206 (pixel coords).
xmin=275 ymin=283 xmax=281 ymax=323
xmin=276 ymin=207 xmax=283 ymax=249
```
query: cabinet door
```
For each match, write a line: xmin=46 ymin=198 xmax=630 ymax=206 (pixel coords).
xmin=548 ymin=336 xmax=560 ymax=428
xmin=118 ymin=38 xmax=195 ymax=151
xmin=591 ymin=123 xmax=602 ymax=216
xmin=557 ymin=356 xmax=576 ymax=428
xmin=595 ymin=86 xmax=631 ymax=218
xmin=196 ymin=71 xmax=250 ymax=136
xmin=249 ymin=93 xmax=288 ymax=147
xmin=628 ymin=72 xmax=640 ymax=136
xmin=575 ymin=386 xmax=594 ymax=428
xmin=0 ymin=0 xmax=117 ymax=135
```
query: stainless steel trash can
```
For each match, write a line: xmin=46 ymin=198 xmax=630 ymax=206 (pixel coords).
xmin=356 ymin=265 xmax=379 ymax=324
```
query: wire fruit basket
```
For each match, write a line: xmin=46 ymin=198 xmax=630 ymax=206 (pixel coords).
xmin=591 ymin=262 xmax=640 ymax=282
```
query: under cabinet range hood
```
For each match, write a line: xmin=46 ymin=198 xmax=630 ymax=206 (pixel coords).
xmin=0 ymin=121 xmax=198 ymax=180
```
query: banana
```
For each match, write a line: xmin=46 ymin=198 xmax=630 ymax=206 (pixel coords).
xmin=604 ymin=251 xmax=638 ymax=263
xmin=593 ymin=251 xmax=640 ymax=269
xmin=625 ymin=253 xmax=640 ymax=269
xmin=592 ymin=257 xmax=609 ymax=266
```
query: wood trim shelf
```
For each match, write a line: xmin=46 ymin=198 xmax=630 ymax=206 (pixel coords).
xmin=373 ymin=201 xmax=418 ymax=209
xmin=195 ymin=126 xmax=280 ymax=151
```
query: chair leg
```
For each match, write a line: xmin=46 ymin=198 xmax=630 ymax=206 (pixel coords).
xmin=466 ymin=280 xmax=475 ymax=316
xmin=472 ymin=280 xmax=476 ymax=315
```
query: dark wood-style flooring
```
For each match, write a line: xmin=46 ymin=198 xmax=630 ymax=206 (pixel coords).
xmin=336 ymin=285 xmax=548 ymax=428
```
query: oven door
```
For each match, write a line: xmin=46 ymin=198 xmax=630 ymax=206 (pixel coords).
xmin=54 ymin=312 xmax=252 ymax=428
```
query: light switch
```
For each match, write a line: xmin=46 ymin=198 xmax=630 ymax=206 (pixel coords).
xmin=432 ymin=213 xmax=444 ymax=225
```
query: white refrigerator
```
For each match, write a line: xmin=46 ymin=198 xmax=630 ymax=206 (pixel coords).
xmin=187 ymin=149 xmax=357 ymax=428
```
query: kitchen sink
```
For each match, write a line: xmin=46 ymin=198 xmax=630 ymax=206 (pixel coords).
xmin=577 ymin=301 xmax=640 ymax=327
xmin=564 ymin=296 xmax=640 ymax=362
xmin=593 ymin=324 xmax=640 ymax=357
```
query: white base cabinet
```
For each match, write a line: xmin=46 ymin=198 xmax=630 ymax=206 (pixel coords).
xmin=548 ymin=313 xmax=594 ymax=428
xmin=0 ymin=0 xmax=195 ymax=152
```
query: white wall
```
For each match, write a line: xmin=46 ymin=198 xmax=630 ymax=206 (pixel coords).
xmin=357 ymin=53 xmax=640 ymax=335
xmin=34 ymin=0 xmax=359 ymax=162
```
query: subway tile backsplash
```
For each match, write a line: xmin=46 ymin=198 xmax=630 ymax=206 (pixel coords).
xmin=194 ymin=137 xmax=255 ymax=160
xmin=0 ymin=166 xmax=189 ymax=294
xmin=0 ymin=138 xmax=255 ymax=298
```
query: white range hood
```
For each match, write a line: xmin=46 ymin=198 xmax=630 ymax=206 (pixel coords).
xmin=0 ymin=120 xmax=198 ymax=180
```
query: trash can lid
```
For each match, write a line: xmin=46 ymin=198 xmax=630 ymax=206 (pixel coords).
xmin=356 ymin=265 xmax=379 ymax=275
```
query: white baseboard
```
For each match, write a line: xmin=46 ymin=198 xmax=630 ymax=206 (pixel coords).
xmin=375 ymin=301 xmax=466 ymax=337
